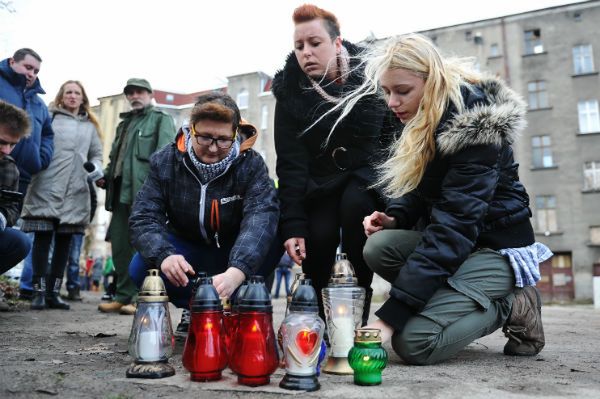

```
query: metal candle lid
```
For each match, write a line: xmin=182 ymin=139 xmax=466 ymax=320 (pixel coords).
xmin=354 ymin=328 xmax=382 ymax=344
xmin=138 ymin=269 xmax=169 ymax=302
xmin=289 ymin=273 xmax=307 ymax=298
xmin=221 ymin=296 xmax=231 ymax=311
xmin=328 ymin=253 xmax=358 ymax=287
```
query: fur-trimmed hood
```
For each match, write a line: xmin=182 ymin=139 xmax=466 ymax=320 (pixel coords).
xmin=436 ymin=77 xmax=527 ymax=156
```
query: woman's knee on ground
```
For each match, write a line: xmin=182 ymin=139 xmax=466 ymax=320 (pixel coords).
xmin=391 ymin=317 xmax=442 ymax=366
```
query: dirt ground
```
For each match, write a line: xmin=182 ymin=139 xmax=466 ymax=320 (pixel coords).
xmin=1 ymin=288 xmax=599 ymax=399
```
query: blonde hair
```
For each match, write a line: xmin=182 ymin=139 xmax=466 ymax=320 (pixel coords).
xmin=54 ymin=80 xmax=102 ymax=140
xmin=327 ymin=34 xmax=481 ymax=198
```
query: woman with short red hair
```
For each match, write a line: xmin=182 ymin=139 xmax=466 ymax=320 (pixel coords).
xmin=272 ymin=4 xmax=399 ymax=324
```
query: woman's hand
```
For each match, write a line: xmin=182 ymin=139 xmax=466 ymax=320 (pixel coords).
xmin=212 ymin=267 xmax=246 ymax=298
xmin=160 ymin=255 xmax=195 ymax=287
xmin=284 ymin=237 xmax=306 ymax=265
xmin=364 ymin=319 xmax=394 ymax=344
xmin=363 ymin=211 xmax=397 ymax=237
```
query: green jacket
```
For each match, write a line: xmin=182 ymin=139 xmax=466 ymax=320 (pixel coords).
xmin=104 ymin=105 xmax=176 ymax=210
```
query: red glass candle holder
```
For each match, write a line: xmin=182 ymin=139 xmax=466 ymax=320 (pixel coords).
xmin=182 ymin=276 xmax=228 ymax=382
xmin=229 ymin=276 xmax=279 ymax=386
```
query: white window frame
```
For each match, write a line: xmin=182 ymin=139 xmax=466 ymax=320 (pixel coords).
xmin=573 ymin=44 xmax=594 ymax=75
xmin=261 ymin=105 xmax=268 ymax=130
xmin=528 ymin=81 xmax=549 ymax=109
xmin=524 ymin=29 xmax=544 ymax=55
xmin=536 ymin=195 xmax=558 ymax=233
xmin=532 ymin=135 xmax=553 ymax=168
xmin=237 ymin=89 xmax=249 ymax=110
xmin=578 ymin=100 xmax=600 ymax=133
xmin=583 ymin=161 xmax=600 ymax=191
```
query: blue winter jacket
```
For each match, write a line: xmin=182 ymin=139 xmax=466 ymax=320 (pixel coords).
xmin=0 ymin=58 xmax=54 ymax=190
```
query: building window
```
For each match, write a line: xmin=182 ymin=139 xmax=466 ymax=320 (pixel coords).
xmin=165 ymin=94 xmax=174 ymax=103
xmin=490 ymin=43 xmax=500 ymax=57
xmin=524 ymin=29 xmax=544 ymax=55
xmin=578 ymin=100 xmax=600 ymax=133
xmin=261 ymin=105 xmax=268 ymax=130
xmin=590 ymin=226 xmax=600 ymax=245
xmin=535 ymin=195 xmax=558 ymax=233
xmin=237 ymin=89 xmax=248 ymax=109
xmin=259 ymin=76 xmax=269 ymax=93
xmin=527 ymin=81 xmax=549 ymax=109
xmin=573 ymin=44 xmax=594 ymax=75
xmin=584 ymin=161 xmax=600 ymax=191
xmin=532 ymin=135 xmax=553 ymax=168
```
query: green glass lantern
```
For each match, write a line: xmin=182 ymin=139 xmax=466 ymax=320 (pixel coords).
xmin=348 ymin=328 xmax=388 ymax=386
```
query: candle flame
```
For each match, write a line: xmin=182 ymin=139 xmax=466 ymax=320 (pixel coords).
xmin=363 ymin=355 xmax=370 ymax=362
xmin=336 ymin=305 xmax=348 ymax=316
xmin=204 ymin=321 xmax=213 ymax=330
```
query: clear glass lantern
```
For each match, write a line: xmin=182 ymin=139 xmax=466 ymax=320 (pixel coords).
xmin=126 ymin=269 xmax=175 ymax=378
xmin=322 ymin=253 xmax=365 ymax=375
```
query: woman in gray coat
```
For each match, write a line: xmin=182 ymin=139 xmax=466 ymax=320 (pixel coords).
xmin=21 ymin=80 xmax=103 ymax=310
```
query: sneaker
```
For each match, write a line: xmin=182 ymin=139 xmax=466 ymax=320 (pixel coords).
xmin=175 ymin=309 xmax=191 ymax=338
xmin=101 ymin=293 xmax=113 ymax=301
xmin=98 ymin=301 xmax=126 ymax=313
xmin=119 ymin=304 xmax=137 ymax=315
xmin=503 ymin=286 xmax=545 ymax=356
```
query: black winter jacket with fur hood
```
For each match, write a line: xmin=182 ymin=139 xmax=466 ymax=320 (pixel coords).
xmin=272 ymin=40 xmax=399 ymax=241
xmin=376 ymin=77 xmax=535 ymax=332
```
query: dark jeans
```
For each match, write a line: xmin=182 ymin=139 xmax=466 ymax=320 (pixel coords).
xmin=302 ymin=178 xmax=382 ymax=320
xmin=66 ymin=233 xmax=83 ymax=290
xmin=21 ymin=232 xmax=77 ymax=290
xmin=0 ymin=227 xmax=32 ymax=275
xmin=31 ymin=231 xmax=73 ymax=280
xmin=129 ymin=233 xmax=282 ymax=308
xmin=273 ymin=266 xmax=291 ymax=298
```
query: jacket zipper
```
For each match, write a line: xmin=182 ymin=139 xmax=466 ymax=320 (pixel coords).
xmin=182 ymin=149 xmax=245 ymax=246
xmin=183 ymin=159 xmax=211 ymax=243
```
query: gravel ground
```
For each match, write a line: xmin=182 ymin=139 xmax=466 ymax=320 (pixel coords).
xmin=0 ymin=290 xmax=599 ymax=399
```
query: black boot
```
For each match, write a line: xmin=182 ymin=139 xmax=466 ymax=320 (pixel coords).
xmin=46 ymin=277 xmax=70 ymax=310
xmin=30 ymin=277 xmax=46 ymax=310
xmin=361 ymin=288 xmax=373 ymax=327
xmin=66 ymin=287 xmax=82 ymax=301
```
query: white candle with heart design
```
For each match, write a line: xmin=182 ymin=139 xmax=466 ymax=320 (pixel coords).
xmin=279 ymin=279 xmax=325 ymax=392
xmin=282 ymin=320 xmax=324 ymax=375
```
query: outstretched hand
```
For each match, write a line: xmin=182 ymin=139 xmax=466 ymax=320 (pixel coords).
xmin=284 ymin=237 xmax=306 ymax=265
xmin=160 ymin=255 xmax=195 ymax=287
xmin=363 ymin=211 xmax=397 ymax=237
xmin=212 ymin=267 xmax=245 ymax=298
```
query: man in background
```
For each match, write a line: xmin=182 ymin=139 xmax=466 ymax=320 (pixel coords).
xmin=96 ymin=78 xmax=176 ymax=315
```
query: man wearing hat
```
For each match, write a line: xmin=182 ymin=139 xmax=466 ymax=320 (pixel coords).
xmin=96 ymin=78 xmax=176 ymax=315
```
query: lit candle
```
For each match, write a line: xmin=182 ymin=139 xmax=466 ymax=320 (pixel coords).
xmin=138 ymin=330 xmax=161 ymax=361
xmin=330 ymin=316 xmax=355 ymax=357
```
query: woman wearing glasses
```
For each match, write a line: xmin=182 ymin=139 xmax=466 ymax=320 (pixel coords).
xmin=128 ymin=92 xmax=280 ymax=316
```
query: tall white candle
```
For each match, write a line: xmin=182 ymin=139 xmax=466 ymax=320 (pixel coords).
xmin=138 ymin=331 xmax=161 ymax=361
xmin=331 ymin=316 xmax=355 ymax=357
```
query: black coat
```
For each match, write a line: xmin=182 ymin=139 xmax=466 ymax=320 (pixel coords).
xmin=272 ymin=40 xmax=399 ymax=241
xmin=376 ymin=77 xmax=535 ymax=332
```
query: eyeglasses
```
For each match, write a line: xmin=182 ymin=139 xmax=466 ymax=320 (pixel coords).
xmin=191 ymin=124 xmax=236 ymax=149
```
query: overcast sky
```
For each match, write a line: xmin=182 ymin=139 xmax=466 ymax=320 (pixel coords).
xmin=0 ymin=0 xmax=586 ymax=105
